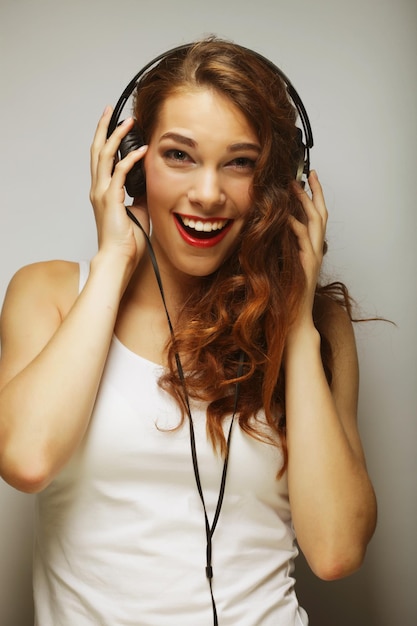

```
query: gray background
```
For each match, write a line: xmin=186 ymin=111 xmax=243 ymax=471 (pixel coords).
xmin=0 ymin=1 xmax=416 ymax=624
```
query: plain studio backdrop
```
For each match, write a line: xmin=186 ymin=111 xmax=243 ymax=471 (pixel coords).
xmin=0 ymin=1 xmax=416 ymax=625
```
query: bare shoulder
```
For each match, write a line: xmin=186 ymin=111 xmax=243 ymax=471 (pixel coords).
xmin=3 ymin=260 xmax=80 ymax=319
xmin=0 ymin=260 xmax=80 ymax=388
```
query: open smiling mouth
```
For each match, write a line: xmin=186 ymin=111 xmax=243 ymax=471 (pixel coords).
xmin=174 ymin=214 xmax=233 ymax=248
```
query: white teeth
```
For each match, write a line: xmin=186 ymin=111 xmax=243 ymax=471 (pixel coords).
xmin=181 ymin=216 xmax=227 ymax=232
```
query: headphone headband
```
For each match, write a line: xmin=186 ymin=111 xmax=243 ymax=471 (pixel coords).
xmin=108 ymin=44 xmax=191 ymax=136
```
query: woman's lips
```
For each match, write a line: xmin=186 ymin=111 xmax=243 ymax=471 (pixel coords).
xmin=174 ymin=214 xmax=233 ymax=248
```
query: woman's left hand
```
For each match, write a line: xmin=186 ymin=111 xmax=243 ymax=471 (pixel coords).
xmin=288 ymin=170 xmax=328 ymax=330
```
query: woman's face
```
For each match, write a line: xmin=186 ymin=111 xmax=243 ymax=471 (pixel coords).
xmin=143 ymin=87 xmax=260 ymax=280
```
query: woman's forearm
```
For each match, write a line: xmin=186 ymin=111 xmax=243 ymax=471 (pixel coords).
xmin=285 ymin=323 xmax=377 ymax=580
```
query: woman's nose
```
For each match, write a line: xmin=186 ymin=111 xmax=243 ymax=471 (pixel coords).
xmin=187 ymin=168 xmax=226 ymax=210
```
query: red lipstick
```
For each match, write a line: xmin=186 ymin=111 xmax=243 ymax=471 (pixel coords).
xmin=174 ymin=214 xmax=233 ymax=249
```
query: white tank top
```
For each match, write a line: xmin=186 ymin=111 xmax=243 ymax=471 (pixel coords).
xmin=33 ymin=260 xmax=308 ymax=625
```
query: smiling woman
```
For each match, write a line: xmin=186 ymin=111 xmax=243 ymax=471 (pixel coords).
xmin=0 ymin=37 xmax=376 ymax=626
xmin=143 ymin=88 xmax=259 ymax=267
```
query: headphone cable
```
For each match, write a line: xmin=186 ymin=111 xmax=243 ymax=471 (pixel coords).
xmin=125 ymin=207 xmax=244 ymax=625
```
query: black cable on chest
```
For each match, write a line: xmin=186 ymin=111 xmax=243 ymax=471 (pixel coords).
xmin=177 ymin=350 xmax=244 ymax=625
xmin=126 ymin=208 xmax=243 ymax=625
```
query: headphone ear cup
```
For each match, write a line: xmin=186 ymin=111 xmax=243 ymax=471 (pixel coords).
xmin=294 ymin=127 xmax=307 ymax=183
xmin=118 ymin=126 xmax=146 ymax=197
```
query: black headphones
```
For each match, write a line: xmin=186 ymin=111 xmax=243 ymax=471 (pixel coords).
xmin=107 ymin=42 xmax=313 ymax=197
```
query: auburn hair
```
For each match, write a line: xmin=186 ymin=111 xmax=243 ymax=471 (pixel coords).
xmin=133 ymin=37 xmax=353 ymax=472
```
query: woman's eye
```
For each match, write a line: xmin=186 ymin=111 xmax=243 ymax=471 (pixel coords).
xmin=229 ymin=157 xmax=256 ymax=169
xmin=164 ymin=149 xmax=190 ymax=163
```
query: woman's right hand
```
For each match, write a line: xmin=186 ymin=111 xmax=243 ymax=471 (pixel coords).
xmin=89 ymin=106 xmax=149 ymax=270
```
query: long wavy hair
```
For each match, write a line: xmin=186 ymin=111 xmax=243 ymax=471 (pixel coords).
xmin=133 ymin=37 xmax=353 ymax=472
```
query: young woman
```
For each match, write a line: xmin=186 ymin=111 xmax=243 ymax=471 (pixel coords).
xmin=0 ymin=38 xmax=377 ymax=625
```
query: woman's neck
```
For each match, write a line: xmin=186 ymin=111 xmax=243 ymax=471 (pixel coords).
xmin=126 ymin=250 xmax=202 ymax=319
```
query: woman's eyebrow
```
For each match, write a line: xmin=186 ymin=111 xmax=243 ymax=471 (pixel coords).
xmin=159 ymin=133 xmax=260 ymax=154
xmin=227 ymin=142 xmax=260 ymax=153
xmin=160 ymin=132 xmax=196 ymax=148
